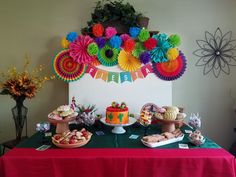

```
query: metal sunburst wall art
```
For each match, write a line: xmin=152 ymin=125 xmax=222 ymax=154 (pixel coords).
xmin=193 ymin=28 xmax=236 ymax=78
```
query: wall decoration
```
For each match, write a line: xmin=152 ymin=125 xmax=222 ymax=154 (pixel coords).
xmin=53 ymin=25 xmax=187 ymax=82
xmin=193 ymin=28 xmax=236 ymax=78
xmin=85 ymin=63 xmax=153 ymax=83
xmin=118 ymin=50 xmax=141 ymax=72
xmin=53 ymin=50 xmax=87 ymax=82
xmin=152 ymin=51 xmax=187 ymax=81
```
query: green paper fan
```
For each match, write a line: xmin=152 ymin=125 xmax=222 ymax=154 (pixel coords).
xmin=98 ymin=45 xmax=119 ymax=66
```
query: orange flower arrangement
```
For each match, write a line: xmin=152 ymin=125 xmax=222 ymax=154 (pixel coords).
xmin=0 ymin=55 xmax=55 ymax=99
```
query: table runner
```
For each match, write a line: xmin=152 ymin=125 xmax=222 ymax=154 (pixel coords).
xmin=17 ymin=123 xmax=220 ymax=149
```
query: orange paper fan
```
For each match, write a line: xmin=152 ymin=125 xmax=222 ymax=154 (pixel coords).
xmin=91 ymin=57 xmax=101 ymax=66
xmin=118 ymin=50 xmax=141 ymax=72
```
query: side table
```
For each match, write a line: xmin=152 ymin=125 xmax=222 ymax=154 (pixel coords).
xmin=2 ymin=136 xmax=28 ymax=154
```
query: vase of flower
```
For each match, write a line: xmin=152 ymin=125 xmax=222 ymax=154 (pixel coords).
xmin=12 ymin=96 xmax=28 ymax=141
xmin=0 ymin=55 xmax=54 ymax=143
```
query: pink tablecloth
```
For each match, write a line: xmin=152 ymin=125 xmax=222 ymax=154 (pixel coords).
xmin=0 ymin=148 xmax=235 ymax=177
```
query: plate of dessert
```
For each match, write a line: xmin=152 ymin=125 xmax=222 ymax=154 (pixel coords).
xmin=141 ymin=129 xmax=184 ymax=148
xmin=48 ymin=105 xmax=78 ymax=133
xmin=52 ymin=128 xmax=92 ymax=148
xmin=48 ymin=105 xmax=78 ymax=122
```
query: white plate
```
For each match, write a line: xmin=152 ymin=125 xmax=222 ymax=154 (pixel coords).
xmin=141 ymin=134 xmax=184 ymax=148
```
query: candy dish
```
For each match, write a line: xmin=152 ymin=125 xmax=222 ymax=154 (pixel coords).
xmin=188 ymin=136 xmax=205 ymax=146
xmin=188 ymin=130 xmax=205 ymax=146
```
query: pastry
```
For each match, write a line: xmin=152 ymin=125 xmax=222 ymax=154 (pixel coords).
xmin=142 ymin=134 xmax=166 ymax=143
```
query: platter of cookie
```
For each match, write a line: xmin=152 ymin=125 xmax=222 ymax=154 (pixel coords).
xmin=52 ymin=128 xmax=92 ymax=148
xmin=141 ymin=129 xmax=184 ymax=148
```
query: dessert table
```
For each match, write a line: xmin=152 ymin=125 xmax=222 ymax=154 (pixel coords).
xmin=0 ymin=123 xmax=235 ymax=177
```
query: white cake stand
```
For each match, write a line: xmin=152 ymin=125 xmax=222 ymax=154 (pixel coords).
xmin=100 ymin=117 xmax=137 ymax=134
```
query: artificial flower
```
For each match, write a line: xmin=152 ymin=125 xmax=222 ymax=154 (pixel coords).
xmin=92 ymin=23 xmax=104 ymax=37
xmin=95 ymin=37 xmax=106 ymax=48
xmin=166 ymin=48 xmax=179 ymax=61
xmin=66 ymin=32 xmax=78 ymax=42
xmin=129 ymin=27 xmax=141 ymax=38
xmin=140 ymin=51 xmax=151 ymax=64
xmin=0 ymin=56 xmax=54 ymax=99
xmin=150 ymin=33 xmax=172 ymax=63
xmin=87 ymin=43 xmax=99 ymax=56
xmin=168 ymin=34 xmax=181 ymax=47
xmin=144 ymin=38 xmax=158 ymax=50
xmin=61 ymin=37 xmax=70 ymax=49
xmin=138 ymin=28 xmax=150 ymax=42
xmin=132 ymin=42 xmax=145 ymax=58
xmin=120 ymin=34 xmax=131 ymax=42
xmin=109 ymin=35 xmax=122 ymax=49
xmin=123 ymin=38 xmax=136 ymax=52
xmin=105 ymin=27 xmax=117 ymax=39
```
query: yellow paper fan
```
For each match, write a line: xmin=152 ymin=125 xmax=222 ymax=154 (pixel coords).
xmin=118 ymin=50 xmax=141 ymax=72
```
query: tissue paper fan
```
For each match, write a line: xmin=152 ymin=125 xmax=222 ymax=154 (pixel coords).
xmin=69 ymin=35 xmax=95 ymax=64
xmin=118 ymin=50 xmax=141 ymax=72
xmin=98 ymin=45 xmax=119 ymax=66
xmin=53 ymin=50 xmax=87 ymax=82
xmin=91 ymin=57 xmax=101 ymax=66
xmin=152 ymin=51 xmax=186 ymax=81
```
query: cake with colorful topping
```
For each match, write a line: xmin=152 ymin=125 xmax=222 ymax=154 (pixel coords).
xmin=105 ymin=102 xmax=129 ymax=124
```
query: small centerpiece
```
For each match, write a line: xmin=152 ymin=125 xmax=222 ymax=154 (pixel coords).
xmin=188 ymin=113 xmax=205 ymax=146
xmin=70 ymin=97 xmax=97 ymax=126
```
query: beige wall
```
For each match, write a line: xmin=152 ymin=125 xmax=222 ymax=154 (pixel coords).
xmin=0 ymin=0 xmax=236 ymax=149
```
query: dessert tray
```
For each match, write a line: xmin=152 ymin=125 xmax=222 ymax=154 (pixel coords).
xmin=141 ymin=129 xmax=184 ymax=148
xmin=48 ymin=112 xmax=78 ymax=134
xmin=48 ymin=112 xmax=78 ymax=122
xmin=52 ymin=129 xmax=92 ymax=148
xmin=100 ymin=117 xmax=137 ymax=134
xmin=141 ymin=134 xmax=184 ymax=148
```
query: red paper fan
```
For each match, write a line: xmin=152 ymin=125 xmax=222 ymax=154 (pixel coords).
xmin=53 ymin=50 xmax=87 ymax=82
xmin=69 ymin=35 xmax=95 ymax=64
xmin=153 ymin=51 xmax=187 ymax=81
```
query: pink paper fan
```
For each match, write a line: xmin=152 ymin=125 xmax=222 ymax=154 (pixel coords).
xmin=69 ymin=35 xmax=96 ymax=64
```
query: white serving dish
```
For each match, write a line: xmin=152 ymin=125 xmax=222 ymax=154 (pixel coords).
xmin=141 ymin=134 xmax=184 ymax=148
xmin=100 ymin=117 xmax=137 ymax=134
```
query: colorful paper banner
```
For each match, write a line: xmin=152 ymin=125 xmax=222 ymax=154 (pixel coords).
xmin=120 ymin=72 xmax=132 ymax=83
xmin=108 ymin=72 xmax=119 ymax=83
xmin=86 ymin=65 xmax=97 ymax=78
xmin=85 ymin=64 xmax=153 ymax=83
xmin=95 ymin=69 xmax=108 ymax=81
xmin=141 ymin=63 xmax=153 ymax=78
xmin=131 ymin=69 xmax=144 ymax=81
